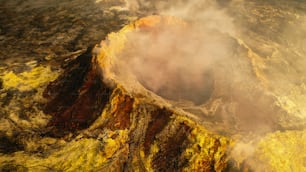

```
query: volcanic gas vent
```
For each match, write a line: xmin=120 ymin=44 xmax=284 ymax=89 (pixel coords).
xmin=137 ymin=69 xmax=214 ymax=105
xmin=96 ymin=16 xmax=232 ymax=105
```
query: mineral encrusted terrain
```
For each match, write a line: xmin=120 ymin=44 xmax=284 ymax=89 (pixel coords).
xmin=0 ymin=0 xmax=306 ymax=171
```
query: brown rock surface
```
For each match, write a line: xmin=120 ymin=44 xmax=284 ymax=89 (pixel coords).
xmin=0 ymin=1 xmax=306 ymax=171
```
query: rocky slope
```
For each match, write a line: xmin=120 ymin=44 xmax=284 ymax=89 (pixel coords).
xmin=0 ymin=0 xmax=305 ymax=171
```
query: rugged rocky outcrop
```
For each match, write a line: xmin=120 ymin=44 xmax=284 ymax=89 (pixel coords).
xmin=37 ymin=16 xmax=232 ymax=171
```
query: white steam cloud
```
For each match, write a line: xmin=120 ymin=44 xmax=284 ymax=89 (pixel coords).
xmin=115 ymin=21 xmax=234 ymax=104
xmin=117 ymin=0 xmax=238 ymax=104
xmin=118 ymin=0 xmax=306 ymax=133
xmin=124 ymin=0 xmax=236 ymax=35
xmin=116 ymin=1 xmax=286 ymax=133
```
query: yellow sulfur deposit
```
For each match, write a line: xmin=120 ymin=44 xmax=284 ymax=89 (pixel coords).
xmin=1 ymin=14 xmax=306 ymax=172
xmin=0 ymin=66 xmax=59 ymax=92
xmin=253 ymin=129 xmax=306 ymax=172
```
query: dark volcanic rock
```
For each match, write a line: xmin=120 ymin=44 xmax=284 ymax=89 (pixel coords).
xmin=43 ymin=47 xmax=112 ymax=136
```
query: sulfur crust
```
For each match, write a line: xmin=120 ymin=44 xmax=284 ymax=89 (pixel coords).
xmin=1 ymin=15 xmax=305 ymax=172
xmin=0 ymin=130 xmax=129 ymax=171
xmin=254 ymin=129 xmax=306 ymax=172
xmin=0 ymin=66 xmax=59 ymax=92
